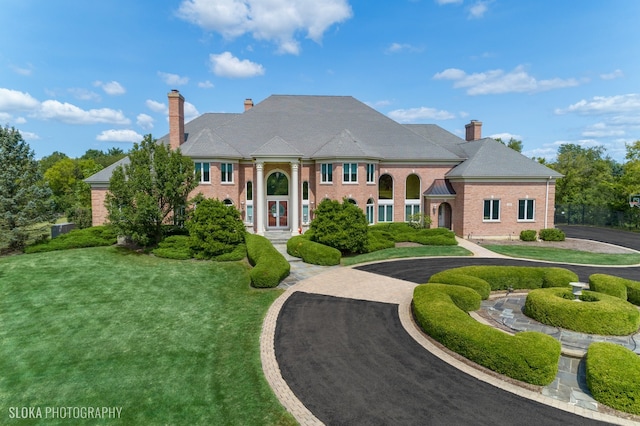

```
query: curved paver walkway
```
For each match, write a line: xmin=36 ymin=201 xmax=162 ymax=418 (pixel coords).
xmin=262 ymin=230 xmax=640 ymax=425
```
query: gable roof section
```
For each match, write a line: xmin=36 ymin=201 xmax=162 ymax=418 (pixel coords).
xmin=251 ymin=135 xmax=303 ymax=157
xmin=84 ymin=156 xmax=130 ymax=184
xmin=404 ymin=124 xmax=468 ymax=158
xmin=181 ymin=128 xmax=242 ymax=158
xmin=446 ymin=138 xmax=562 ymax=179
xmin=311 ymin=129 xmax=382 ymax=159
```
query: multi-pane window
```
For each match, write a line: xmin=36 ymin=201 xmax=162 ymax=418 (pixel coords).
xmin=366 ymin=164 xmax=375 ymax=184
xmin=518 ymin=199 xmax=535 ymax=221
xmin=195 ymin=162 xmax=210 ymax=183
xmin=378 ymin=204 xmax=393 ymax=222
xmin=483 ymin=199 xmax=500 ymax=221
xmin=405 ymin=204 xmax=420 ymax=222
xmin=302 ymin=181 xmax=310 ymax=224
xmin=343 ymin=163 xmax=357 ymax=183
xmin=245 ymin=181 xmax=253 ymax=223
xmin=366 ymin=198 xmax=375 ymax=224
xmin=321 ymin=163 xmax=333 ymax=183
xmin=221 ymin=163 xmax=233 ymax=183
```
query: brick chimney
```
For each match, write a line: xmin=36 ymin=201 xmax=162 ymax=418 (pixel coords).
xmin=244 ymin=98 xmax=254 ymax=112
xmin=465 ymin=120 xmax=482 ymax=142
xmin=168 ymin=89 xmax=185 ymax=150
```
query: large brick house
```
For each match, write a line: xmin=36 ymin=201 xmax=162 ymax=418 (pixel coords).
xmin=86 ymin=90 xmax=562 ymax=239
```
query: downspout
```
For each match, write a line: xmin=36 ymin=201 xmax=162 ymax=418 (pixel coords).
xmin=544 ymin=176 xmax=551 ymax=229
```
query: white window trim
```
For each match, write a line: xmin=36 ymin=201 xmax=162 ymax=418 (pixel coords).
xmin=342 ymin=163 xmax=358 ymax=183
xmin=405 ymin=201 xmax=420 ymax=222
xmin=195 ymin=162 xmax=211 ymax=184
xmin=483 ymin=199 xmax=501 ymax=222
xmin=366 ymin=163 xmax=376 ymax=184
xmin=221 ymin=162 xmax=233 ymax=184
xmin=518 ymin=199 xmax=535 ymax=222
xmin=378 ymin=200 xmax=394 ymax=223
xmin=321 ymin=163 xmax=333 ymax=184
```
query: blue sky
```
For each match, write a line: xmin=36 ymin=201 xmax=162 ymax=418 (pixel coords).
xmin=1 ymin=0 xmax=639 ymax=162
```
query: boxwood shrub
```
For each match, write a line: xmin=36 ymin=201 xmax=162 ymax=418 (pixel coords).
xmin=287 ymin=235 xmax=341 ymax=266
xmin=433 ymin=265 xmax=577 ymax=291
xmin=245 ymin=233 xmax=290 ymax=288
xmin=519 ymin=230 xmax=537 ymax=241
xmin=524 ymin=288 xmax=640 ymax=335
xmin=427 ymin=270 xmax=491 ymax=300
xmin=413 ymin=284 xmax=560 ymax=385
xmin=24 ymin=226 xmax=117 ymax=253
xmin=539 ymin=228 xmax=565 ymax=241
xmin=586 ymin=342 xmax=640 ymax=415
xmin=589 ymin=273 xmax=640 ymax=305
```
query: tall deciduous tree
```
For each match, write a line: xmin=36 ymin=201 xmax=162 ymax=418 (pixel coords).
xmin=0 ymin=126 xmax=56 ymax=250
xmin=494 ymin=137 xmax=523 ymax=153
xmin=105 ymin=134 xmax=197 ymax=246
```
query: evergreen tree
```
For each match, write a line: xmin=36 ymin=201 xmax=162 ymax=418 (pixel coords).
xmin=105 ymin=134 xmax=197 ymax=246
xmin=0 ymin=126 xmax=56 ymax=250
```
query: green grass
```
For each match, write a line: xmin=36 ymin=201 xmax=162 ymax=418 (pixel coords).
xmin=483 ymin=245 xmax=640 ymax=265
xmin=0 ymin=247 xmax=295 ymax=425
xmin=342 ymin=245 xmax=471 ymax=266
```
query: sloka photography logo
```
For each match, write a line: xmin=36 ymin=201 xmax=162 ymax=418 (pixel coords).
xmin=8 ymin=406 xmax=123 ymax=419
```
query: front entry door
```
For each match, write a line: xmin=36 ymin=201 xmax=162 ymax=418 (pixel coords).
xmin=268 ymin=200 xmax=288 ymax=229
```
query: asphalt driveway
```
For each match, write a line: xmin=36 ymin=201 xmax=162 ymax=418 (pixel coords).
xmin=274 ymin=225 xmax=639 ymax=425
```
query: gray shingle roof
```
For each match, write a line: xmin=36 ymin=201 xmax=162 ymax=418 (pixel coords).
xmin=311 ymin=129 xmax=382 ymax=159
xmin=251 ymin=136 xmax=303 ymax=157
xmin=446 ymin=138 xmax=562 ymax=179
xmin=84 ymin=156 xmax=129 ymax=184
xmin=424 ymin=179 xmax=456 ymax=196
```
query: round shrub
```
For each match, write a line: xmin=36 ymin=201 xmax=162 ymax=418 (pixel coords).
xmin=310 ymin=198 xmax=369 ymax=253
xmin=539 ymin=228 xmax=565 ymax=241
xmin=586 ymin=342 xmax=640 ymax=415
xmin=588 ymin=274 xmax=628 ymax=300
xmin=287 ymin=235 xmax=341 ymax=266
xmin=428 ymin=271 xmax=491 ymax=300
xmin=524 ymin=288 xmax=640 ymax=335
xmin=519 ymin=230 xmax=537 ymax=241
xmin=245 ymin=233 xmax=289 ymax=288
xmin=186 ymin=197 xmax=246 ymax=259
xmin=413 ymin=284 xmax=560 ymax=385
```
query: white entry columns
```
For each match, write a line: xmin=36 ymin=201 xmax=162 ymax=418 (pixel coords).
xmin=290 ymin=161 xmax=299 ymax=236
xmin=255 ymin=162 xmax=265 ymax=235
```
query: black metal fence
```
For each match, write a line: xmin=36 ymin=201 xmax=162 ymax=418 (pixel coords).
xmin=554 ymin=204 xmax=640 ymax=228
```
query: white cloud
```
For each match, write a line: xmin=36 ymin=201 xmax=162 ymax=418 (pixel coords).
xmin=434 ymin=65 xmax=580 ymax=95
xmin=96 ymin=129 xmax=143 ymax=143
xmin=490 ymin=132 xmax=522 ymax=141
xmin=198 ymin=80 xmax=215 ymax=88
xmin=600 ymin=69 xmax=624 ymax=80
xmin=146 ymin=99 xmax=168 ymax=114
xmin=10 ymin=63 xmax=34 ymax=76
xmin=582 ymin=122 xmax=626 ymax=138
xmin=555 ymin=94 xmax=640 ymax=115
xmin=468 ymin=1 xmax=490 ymax=19
xmin=384 ymin=43 xmax=423 ymax=54
xmin=158 ymin=72 xmax=189 ymax=86
xmin=39 ymin=100 xmax=130 ymax=125
xmin=69 ymin=88 xmax=101 ymax=102
xmin=209 ymin=52 xmax=265 ymax=78
xmin=94 ymin=80 xmax=126 ymax=96
xmin=176 ymin=0 xmax=352 ymax=55
xmin=19 ymin=130 xmax=40 ymax=141
xmin=136 ymin=113 xmax=154 ymax=130
xmin=388 ymin=106 xmax=456 ymax=122
xmin=0 ymin=88 xmax=40 ymax=111
xmin=184 ymin=102 xmax=200 ymax=123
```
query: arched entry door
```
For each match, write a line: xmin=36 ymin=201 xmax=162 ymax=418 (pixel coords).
xmin=267 ymin=171 xmax=289 ymax=229
xmin=438 ymin=203 xmax=452 ymax=229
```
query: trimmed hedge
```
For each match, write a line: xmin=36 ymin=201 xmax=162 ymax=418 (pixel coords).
xmin=428 ymin=270 xmax=491 ymax=300
xmin=245 ymin=233 xmax=290 ymax=288
xmin=369 ymin=223 xmax=457 ymax=246
xmin=519 ymin=230 xmax=537 ymax=241
xmin=586 ymin=342 xmax=640 ymax=415
xmin=152 ymin=235 xmax=193 ymax=260
xmin=287 ymin=235 xmax=341 ymax=266
xmin=24 ymin=226 xmax=117 ymax=253
xmin=539 ymin=228 xmax=565 ymax=241
xmin=524 ymin=288 xmax=640 ymax=335
xmin=432 ymin=265 xmax=577 ymax=291
xmin=589 ymin=273 xmax=640 ymax=305
xmin=413 ymin=284 xmax=561 ymax=385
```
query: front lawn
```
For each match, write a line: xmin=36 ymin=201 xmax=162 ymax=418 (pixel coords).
xmin=483 ymin=245 xmax=640 ymax=265
xmin=0 ymin=247 xmax=295 ymax=425
xmin=342 ymin=245 xmax=471 ymax=266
